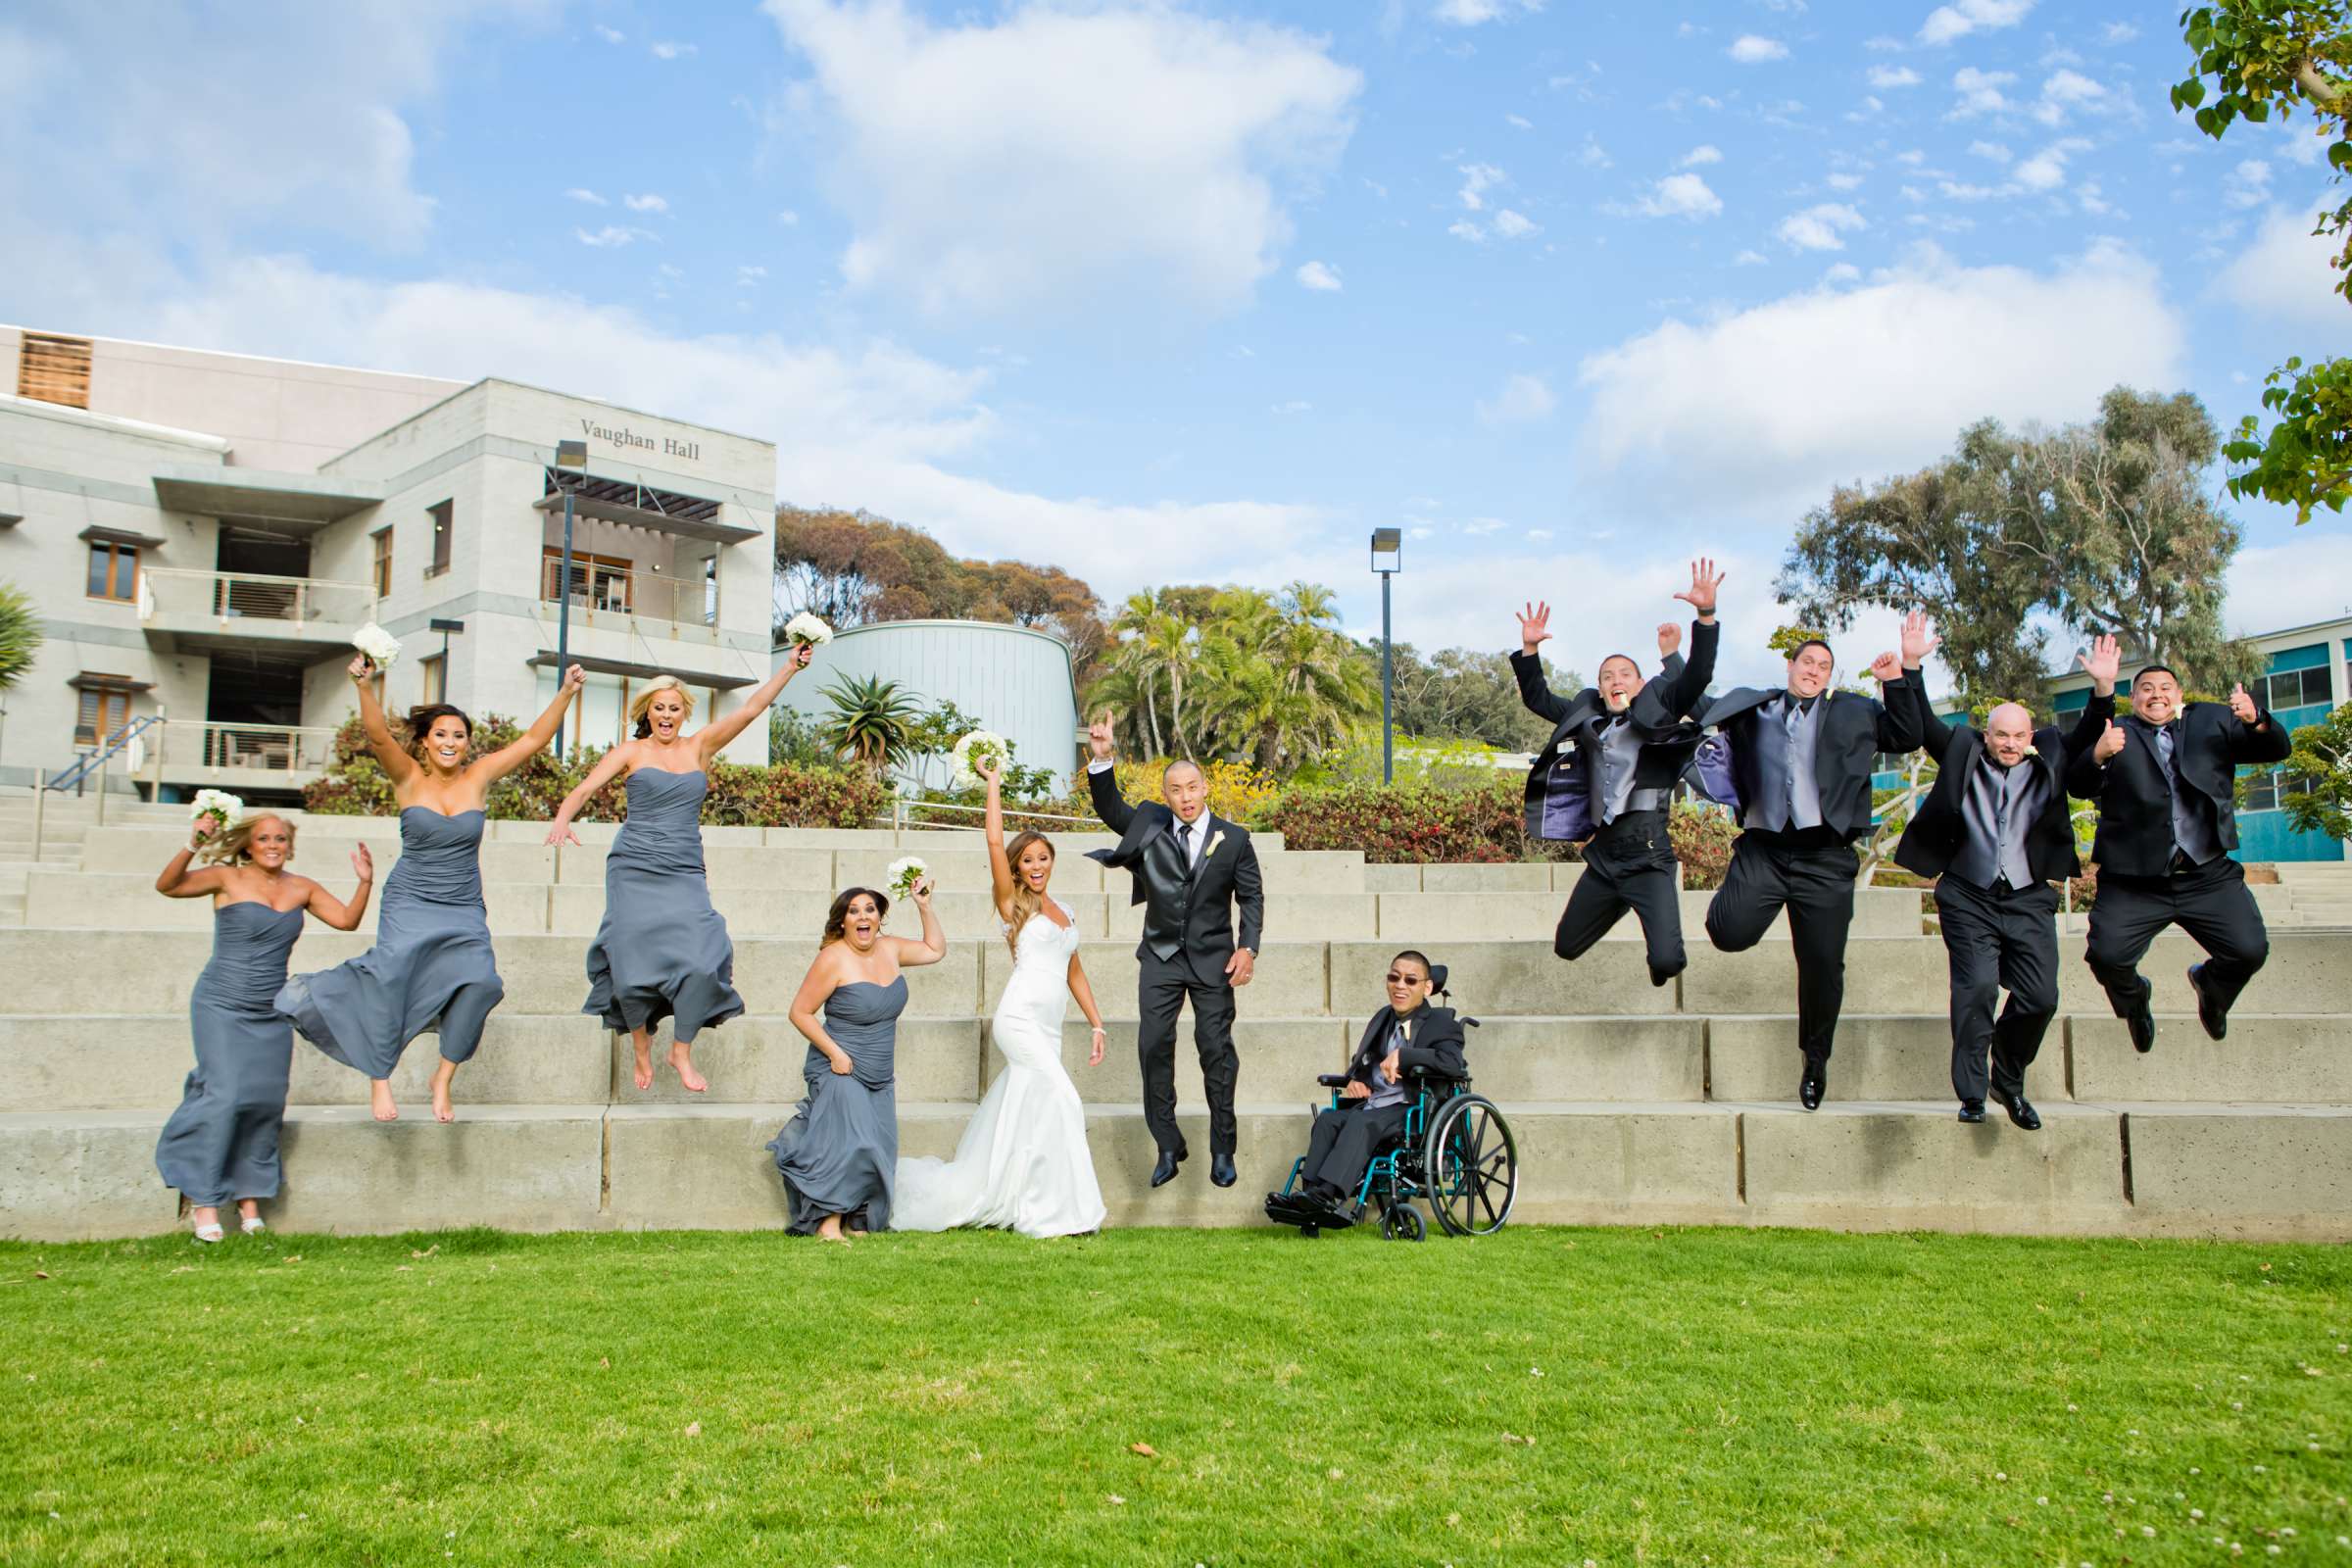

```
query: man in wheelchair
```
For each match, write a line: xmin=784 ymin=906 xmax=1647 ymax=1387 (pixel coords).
xmin=1264 ymin=949 xmax=1467 ymax=1231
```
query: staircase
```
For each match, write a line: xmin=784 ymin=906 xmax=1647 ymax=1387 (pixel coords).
xmin=1 ymin=806 xmax=2346 ymax=1242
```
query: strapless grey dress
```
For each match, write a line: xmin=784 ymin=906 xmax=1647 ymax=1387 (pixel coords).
xmin=767 ymin=975 xmax=906 ymax=1234
xmin=584 ymin=768 xmax=743 ymax=1042
xmin=275 ymin=808 xmax=505 ymax=1078
xmin=156 ymin=903 xmax=305 ymax=1205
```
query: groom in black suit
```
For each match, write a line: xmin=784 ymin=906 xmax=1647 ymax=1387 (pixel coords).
xmin=1701 ymin=612 xmax=1931 ymax=1109
xmin=1896 ymin=636 xmax=2120 ymax=1126
xmin=1086 ymin=718 xmax=1266 ymax=1189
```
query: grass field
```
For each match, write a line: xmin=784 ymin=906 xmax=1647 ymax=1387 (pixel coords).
xmin=0 ymin=1224 xmax=2346 ymax=1566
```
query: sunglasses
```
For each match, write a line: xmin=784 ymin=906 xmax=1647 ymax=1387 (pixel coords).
xmin=1385 ymin=972 xmax=1429 ymax=986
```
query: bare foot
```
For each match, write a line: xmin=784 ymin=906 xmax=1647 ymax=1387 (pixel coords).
xmin=191 ymin=1205 xmax=222 ymax=1241
xmin=815 ymin=1215 xmax=850 ymax=1244
xmin=631 ymin=1031 xmax=655 ymax=1093
xmin=668 ymin=1041 xmax=709 ymax=1094
xmin=369 ymin=1080 xmax=399 ymax=1121
xmin=430 ymin=1062 xmax=457 ymax=1123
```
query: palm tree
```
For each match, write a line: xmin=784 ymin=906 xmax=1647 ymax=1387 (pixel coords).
xmin=0 ymin=582 xmax=40 ymax=692
xmin=819 ymin=674 xmax=922 ymax=774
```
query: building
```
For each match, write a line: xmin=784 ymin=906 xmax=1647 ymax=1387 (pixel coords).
xmin=774 ymin=618 xmax=1082 ymax=794
xmin=0 ymin=326 xmax=778 ymax=798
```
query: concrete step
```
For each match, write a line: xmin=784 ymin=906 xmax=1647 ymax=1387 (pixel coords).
xmin=6 ymin=1099 xmax=2342 ymax=1242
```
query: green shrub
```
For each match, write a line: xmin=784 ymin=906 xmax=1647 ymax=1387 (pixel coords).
xmin=1260 ymin=776 xmax=1531 ymax=863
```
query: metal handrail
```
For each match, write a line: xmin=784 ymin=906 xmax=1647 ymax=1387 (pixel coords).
xmin=538 ymin=557 xmax=717 ymax=628
xmin=47 ymin=713 xmax=164 ymax=792
xmin=158 ymin=719 xmax=339 ymax=775
xmin=883 ymin=798 xmax=1102 ymax=833
xmin=139 ymin=567 xmax=376 ymax=628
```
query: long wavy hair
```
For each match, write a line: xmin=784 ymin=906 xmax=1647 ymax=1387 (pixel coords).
xmin=822 ymin=886 xmax=890 ymax=947
xmin=629 ymin=676 xmax=697 ymax=739
xmin=199 ymin=812 xmax=296 ymax=867
xmin=402 ymin=703 xmax=473 ymax=766
xmin=1001 ymin=830 xmax=1054 ymax=952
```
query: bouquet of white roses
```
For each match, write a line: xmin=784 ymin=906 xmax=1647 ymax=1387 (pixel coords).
xmin=781 ymin=612 xmax=833 ymax=650
xmin=190 ymin=789 xmax=243 ymax=831
xmin=885 ymin=856 xmax=928 ymax=900
xmin=352 ymin=622 xmax=403 ymax=671
xmin=951 ymin=729 xmax=1010 ymax=789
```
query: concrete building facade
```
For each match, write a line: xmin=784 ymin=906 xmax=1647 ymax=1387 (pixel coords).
xmin=0 ymin=326 xmax=777 ymax=798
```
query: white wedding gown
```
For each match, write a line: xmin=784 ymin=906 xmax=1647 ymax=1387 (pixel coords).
xmin=894 ymin=898 xmax=1107 ymax=1238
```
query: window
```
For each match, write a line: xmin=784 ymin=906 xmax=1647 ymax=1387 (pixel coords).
xmin=425 ymin=501 xmax=453 ymax=577
xmin=85 ymin=540 xmax=137 ymax=603
xmin=2262 ymin=664 xmax=2333 ymax=712
xmin=2241 ymin=768 xmax=2318 ymax=813
xmin=371 ymin=528 xmax=393 ymax=599
xmin=703 ymin=555 xmax=719 ymax=626
xmin=18 ymin=332 xmax=92 ymax=410
xmin=419 ymin=652 xmax=446 ymax=706
xmin=542 ymin=547 xmax=632 ymax=612
xmin=74 ymin=687 xmax=132 ymax=747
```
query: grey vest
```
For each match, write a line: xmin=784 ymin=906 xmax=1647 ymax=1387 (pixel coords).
xmin=1744 ymin=694 xmax=1826 ymax=834
xmin=1951 ymin=755 xmax=2044 ymax=890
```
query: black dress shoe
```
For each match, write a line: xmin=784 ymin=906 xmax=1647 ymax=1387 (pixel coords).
xmin=1797 ymin=1058 xmax=1827 ymax=1112
xmin=2125 ymin=982 xmax=2157 ymax=1054
xmin=2189 ymin=962 xmax=2229 ymax=1041
xmin=1991 ymin=1087 xmax=2042 ymax=1131
xmin=1151 ymin=1150 xmax=1183 ymax=1188
xmin=1210 ymin=1152 xmax=1237 ymax=1188
xmin=1957 ymin=1100 xmax=1986 ymax=1123
xmin=1265 ymin=1191 xmax=1315 ymax=1225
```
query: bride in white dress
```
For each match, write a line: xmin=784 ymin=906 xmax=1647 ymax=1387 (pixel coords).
xmin=894 ymin=754 xmax=1108 ymax=1238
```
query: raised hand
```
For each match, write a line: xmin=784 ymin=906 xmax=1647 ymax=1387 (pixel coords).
xmin=347 ymin=653 xmax=376 ymax=683
xmin=1673 ymin=558 xmax=1725 ymax=618
xmin=350 ymin=843 xmax=374 ymax=881
xmin=2230 ymin=682 xmax=2261 ymax=725
xmin=1657 ymin=621 xmax=1683 ymax=659
xmin=1516 ymin=601 xmax=1552 ymax=655
xmin=975 ymin=752 xmax=1002 ymax=786
xmin=1087 ymin=712 xmax=1116 ymax=761
xmin=910 ymin=874 xmax=933 ymax=906
xmin=561 ymin=662 xmax=587 ymax=695
xmin=2094 ymin=720 xmax=2126 ymax=763
xmin=787 ymin=642 xmax=813 ymax=672
xmin=1868 ymin=651 xmax=1902 ymax=684
xmin=1900 ymin=610 xmax=1939 ymax=668
xmin=2078 ymin=633 xmax=2121 ymax=692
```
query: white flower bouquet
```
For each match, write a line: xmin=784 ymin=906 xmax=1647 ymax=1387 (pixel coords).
xmin=885 ymin=856 xmax=928 ymax=900
xmin=781 ymin=612 xmax=833 ymax=650
xmin=951 ymin=729 xmax=1010 ymax=789
xmin=352 ymin=622 xmax=403 ymax=671
xmin=190 ymin=789 xmax=243 ymax=831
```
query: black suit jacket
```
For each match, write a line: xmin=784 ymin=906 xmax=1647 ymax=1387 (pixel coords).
xmin=1511 ymin=618 xmax=1719 ymax=841
xmin=1701 ymin=671 xmax=1927 ymax=843
xmin=1893 ymin=693 xmax=2113 ymax=882
xmin=1086 ymin=765 xmax=1266 ymax=972
xmin=2064 ymin=701 xmax=2293 ymax=877
xmin=1340 ymin=1004 xmax=1469 ymax=1090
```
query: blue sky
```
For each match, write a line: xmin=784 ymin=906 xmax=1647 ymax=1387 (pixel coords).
xmin=4 ymin=0 xmax=2349 ymax=685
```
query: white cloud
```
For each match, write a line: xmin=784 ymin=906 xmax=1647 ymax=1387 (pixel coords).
xmin=1448 ymin=218 xmax=1487 ymax=244
xmin=592 ymin=24 xmax=624 ymax=44
xmin=2013 ymin=137 xmax=2090 ymax=192
xmin=1778 ymin=202 xmax=1866 ymax=251
xmin=1951 ymin=67 xmax=2018 ymax=117
xmin=762 ymin=0 xmax=1360 ymax=319
xmin=622 ymin=192 xmax=668 ymax=214
xmin=1478 ymin=372 xmax=1556 ymax=423
xmin=1295 ymin=259 xmax=1344 ymax=291
xmin=2033 ymin=68 xmax=2111 ymax=125
xmin=1729 ymin=35 xmax=1789 ymax=63
xmin=1458 ymin=163 xmax=1505 ymax=211
xmin=1825 ymin=172 xmax=1865 ymax=191
xmin=1733 ymin=248 xmax=1769 ymax=266
xmin=777 ymin=209 xmax=801 ymax=225
xmin=2215 ymin=205 xmax=2352 ymax=329
xmin=650 ymin=39 xmax=696 ymax=59
xmin=1920 ymin=0 xmax=2034 ymax=47
xmin=1636 ymin=172 xmax=1725 ymax=220
xmin=1574 ymin=240 xmax=2185 ymax=510
xmin=565 ymin=187 xmax=608 ymax=205
xmin=1868 ymin=66 xmax=1923 ymax=89
xmin=737 ymin=265 xmax=767 ymax=285
xmin=1434 ymin=0 xmax=1544 ymax=22
xmin=1681 ymin=144 xmax=1724 ymax=167
xmin=2227 ymin=158 xmax=2276 ymax=210
xmin=1506 ymin=113 xmax=1534 ymax=130
xmin=1577 ymin=134 xmax=1613 ymax=170
xmin=1968 ymin=140 xmax=2012 ymax=163
xmin=2226 ymin=534 xmax=2352 ymax=637
xmin=2101 ymin=21 xmax=2139 ymax=44
xmin=1493 ymin=208 xmax=1541 ymax=238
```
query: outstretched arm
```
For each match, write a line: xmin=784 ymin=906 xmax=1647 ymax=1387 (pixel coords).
xmin=1084 ymin=713 xmax=1137 ymax=836
xmin=547 ymin=741 xmax=637 ymax=846
xmin=889 ymin=876 xmax=948 ymax=968
xmin=1509 ymin=601 xmax=1572 ymax=724
xmin=476 ymin=663 xmax=585 ymax=784
xmin=347 ymin=654 xmax=418 ymax=786
xmin=2226 ymin=682 xmax=2294 ymax=764
xmin=155 ymin=819 xmax=229 ymax=899
xmin=696 ymin=643 xmax=812 ymax=762
xmin=2061 ymin=635 xmax=2123 ymax=766
xmin=979 ymin=756 xmax=1016 ymax=921
xmin=302 ymin=844 xmax=375 ymax=931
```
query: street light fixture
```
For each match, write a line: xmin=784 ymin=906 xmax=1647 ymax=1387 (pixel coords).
xmin=552 ymin=439 xmax=589 ymax=754
xmin=1371 ymin=528 xmax=1401 ymax=785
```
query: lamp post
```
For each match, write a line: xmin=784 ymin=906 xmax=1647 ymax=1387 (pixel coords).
xmin=1371 ymin=528 xmax=1401 ymax=785
xmin=428 ymin=617 xmax=465 ymax=706
xmin=552 ymin=439 xmax=589 ymax=755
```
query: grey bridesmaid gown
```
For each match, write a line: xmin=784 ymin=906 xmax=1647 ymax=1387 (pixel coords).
xmin=767 ymin=975 xmax=906 ymax=1233
xmin=275 ymin=808 xmax=505 ymax=1078
xmin=583 ymin=768 xmax=743 ymax=1041
xmin=155 ymin=903 xmax=304 ymax=1205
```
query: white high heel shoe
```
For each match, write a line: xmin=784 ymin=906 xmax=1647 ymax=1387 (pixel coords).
xmin=239 ymin=1215 xmax=267 ymax=1236
xmin=193 ymin=1220 xmax=225 ymax=1244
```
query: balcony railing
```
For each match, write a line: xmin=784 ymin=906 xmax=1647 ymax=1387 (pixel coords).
xmin=156 ymin=720 xmax=340 ymax=778
xmin=539 ymin=557 xmax=719 ymax=630
xmin=138 ymin=568 xmax=377 ymax=631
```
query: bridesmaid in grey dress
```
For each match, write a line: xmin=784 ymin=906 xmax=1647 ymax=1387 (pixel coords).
xmin=154 ymin=813 xmax=373 ymax=1242
xmin=545 ymin=648 xmax=815 ymax=1093
xmin=277 ymin=651 xmax=583 ymax=1123
xmin=769 ymin=882 xmax=946 ymax=1241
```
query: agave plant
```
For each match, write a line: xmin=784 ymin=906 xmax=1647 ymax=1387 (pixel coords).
xmin=0 ymin=581 xmax=40 ymax=691
xmin=819 ymin=673 xmax=923 ymax=774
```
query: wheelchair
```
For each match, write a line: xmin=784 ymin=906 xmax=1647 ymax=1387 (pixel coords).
xmin=1271 ymin=1011 xmax=1518 ymax=1243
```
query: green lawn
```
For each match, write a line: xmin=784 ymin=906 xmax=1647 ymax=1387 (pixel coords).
xmin=1 ymin=1226 xmax=2346 ymax=1566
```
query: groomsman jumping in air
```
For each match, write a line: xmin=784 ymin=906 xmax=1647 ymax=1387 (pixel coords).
xmin=2066 ymin=662 xmax=2291 ymax=1054
xmin=1509 ymin=559 xmax=1726 ymax=987
xmin=1896 ymin=636 xmax=2121 ymax=1127
xmin=1700 ymin=612 xmax=1932 ymax=1109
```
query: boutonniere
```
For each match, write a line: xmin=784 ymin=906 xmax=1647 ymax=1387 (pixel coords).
xmin=2023 ymin=745 xmax=2040 ymax=759
xmin=1205 ymin=829 xmax=1227 ymax=858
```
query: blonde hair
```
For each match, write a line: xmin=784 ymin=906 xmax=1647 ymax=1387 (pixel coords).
xmin=1002 ymin=831 xmax=1055 ymax=952
xmin=199 ymin=812 xmax=297 ymax=867
xmin=629 ymin=676 xmax=698 ymax=739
